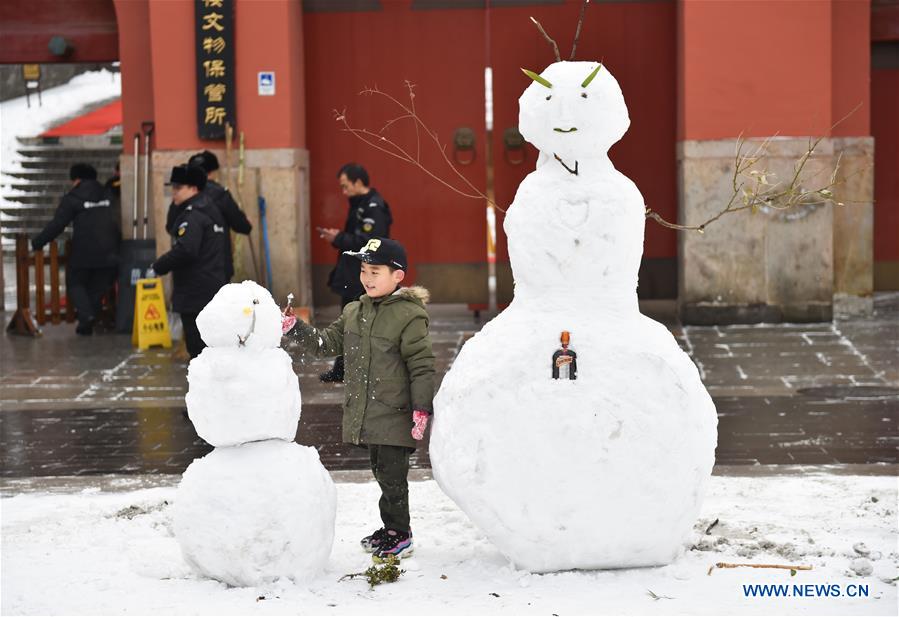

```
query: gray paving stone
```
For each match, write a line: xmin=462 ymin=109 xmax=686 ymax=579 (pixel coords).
xmin=2 ymin=294 xmax=897 ymax=477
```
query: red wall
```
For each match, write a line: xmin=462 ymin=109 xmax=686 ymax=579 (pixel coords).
xmin=0 ymin=0 xmax=118 ymax=64
xmin=114 ymin=0 xmax=154 ymax=150
xmin=304 ymin=0 xmax=678 ymax=275
xmin=303 ymin=3 xmax=489 ymax=276
xmin=140 ymin=0 xmax=305 ymax=152
xmin=487 ymin=1 xmax=677 ymax=262
xmin=678 ymin=0 xmax=870 ymax=140
xmin=832 ymin=0 xmax=871 ymax=137
xmin=872 ymin=67 xmax=899 ymax=262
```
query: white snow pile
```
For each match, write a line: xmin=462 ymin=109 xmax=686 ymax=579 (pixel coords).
xmin=174 ymin=441 xmax=335 ymax=587
xmin=175 ymin=280 xmax=335 ymax=586
xmin=0 ymin=69 xmax=121 ymax=175
xmin=431 ymin=61 xmax=718 ymax=573
xmin=1 ymin=474 xmax=896 ymax=615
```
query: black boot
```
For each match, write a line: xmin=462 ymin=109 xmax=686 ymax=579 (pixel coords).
xmin=319 ymin=356 xmax=345 ymax=383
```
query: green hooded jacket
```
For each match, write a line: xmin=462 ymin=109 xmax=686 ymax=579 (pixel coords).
xmin=287 ymin=286 xmax=435 ymax=448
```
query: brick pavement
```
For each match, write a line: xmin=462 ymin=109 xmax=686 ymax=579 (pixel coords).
xmin=2 ymin=296 xmax=897 ymax=478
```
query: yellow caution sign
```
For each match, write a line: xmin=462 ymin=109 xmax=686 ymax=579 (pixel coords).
xmin=132 ymin=278 xmax=172 ymax=350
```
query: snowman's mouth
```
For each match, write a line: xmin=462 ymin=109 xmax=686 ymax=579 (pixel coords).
xmin=554 ymin=127 xmax=578 ymax=133
xmin=553 ymin=154 xmax=579 ymax=176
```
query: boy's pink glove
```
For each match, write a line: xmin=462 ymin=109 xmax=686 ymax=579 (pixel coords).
xmin=411 ymin=410 xmax=430 ymax=440
xmin=281 ymin=306 xmax=297 ymax=336
xmin=281 ymin=312 xmax=297 ymax=335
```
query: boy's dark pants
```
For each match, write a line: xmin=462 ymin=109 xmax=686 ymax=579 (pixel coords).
xmin=369 ymin=444 xmax=414 ymax=533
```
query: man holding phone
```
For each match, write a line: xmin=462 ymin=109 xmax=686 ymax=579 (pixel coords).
xmin=317 ymin=163 xmax=393 ymax=382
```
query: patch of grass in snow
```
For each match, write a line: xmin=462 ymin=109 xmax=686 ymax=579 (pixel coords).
xmin=113 ymin=500 xmax=170 ymax=520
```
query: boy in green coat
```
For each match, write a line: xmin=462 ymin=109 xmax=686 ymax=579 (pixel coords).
xmin=282 ymin=238 xmax=434 ymax=561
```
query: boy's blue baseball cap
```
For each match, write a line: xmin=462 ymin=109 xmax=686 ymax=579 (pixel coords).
xmin=345 ymin=237 xmax=407 ymax=270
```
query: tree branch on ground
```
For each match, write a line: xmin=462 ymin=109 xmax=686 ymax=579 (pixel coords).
xmin=708 ymin=562 xmax=813 ymax=576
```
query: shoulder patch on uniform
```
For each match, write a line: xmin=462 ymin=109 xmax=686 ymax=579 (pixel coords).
xmin=213 ymin=224 xmax=225 ymax=233
xmin=177 ymin=224 xmax=188 ymax=236
xmin=362 ymin=217 xmax=375 ymax=233
xmin=368 ymin=201 xmax=379 ymax=208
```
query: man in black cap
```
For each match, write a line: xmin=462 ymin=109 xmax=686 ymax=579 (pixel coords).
xmin=152 ymin=165 xmax=227 ymax=358
xmin=166 ymin=150 xmax=252 ymax=282
xmin=32 ymin=163 xmax=120 ymax=335
xmin=317 ymin=162 xmax=393 ymax=382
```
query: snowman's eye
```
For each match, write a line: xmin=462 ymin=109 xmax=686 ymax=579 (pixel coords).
xmin=581 ymin=92 xmax=588 ymax=99
xmin=545 ymin=95 xmax=552 ymax=101
xmin=253 ymin=299 xmax=259 ymax=305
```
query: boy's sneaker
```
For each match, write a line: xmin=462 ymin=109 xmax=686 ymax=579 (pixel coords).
xmin=372 ymin=529 xmax=413 ymax=562
xmin=360 ymin=527 xmax=388 ymax=553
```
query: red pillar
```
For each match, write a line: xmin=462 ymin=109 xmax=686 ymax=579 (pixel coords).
xmin=115 ymin=0 xmax=312 ymax=306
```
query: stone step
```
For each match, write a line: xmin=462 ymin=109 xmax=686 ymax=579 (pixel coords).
xmin=1 ymin=203 xmax=58 ymax=215
xmin=6 ymin=180 xmax=72 ymax=193
xmin=0 ymin=205 xmax=64 ymax=219
xmin=17 ymin=157 xmax=118 ymax=169
xmin=2 ymin=170 xmax=71 ymax=181
xmin=1 ymin=193 xmax=57 ymax=205
xmin=17 ymin=133 xmax=122 ymax=148
xmin=16 ymin=146 xmax=122 ymax=160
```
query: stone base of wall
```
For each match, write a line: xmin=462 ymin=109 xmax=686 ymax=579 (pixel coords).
xmin=680 ymin=301 xmax=833 ymax=326
xmin=678 ymin=136 xmax=873 ymax=325
xmin=833 ymin=293 xmax=874 ymax=320
xmin=874 ymin=261 xmax=899 ymax=291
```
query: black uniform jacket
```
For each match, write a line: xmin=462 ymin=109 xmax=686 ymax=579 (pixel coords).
xmin=328 ymin=188 xmax=393 ymax=298
xmin=153 ymin=193 xmax=226 ymax=314
xmin=165 ymin=180 xmax=251 ymax=281
xmin=32 ymin=179 xmax=121 ymax=269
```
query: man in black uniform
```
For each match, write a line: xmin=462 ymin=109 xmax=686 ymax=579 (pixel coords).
xmin=152 ymin=165 xmax=226 ymax=358
xmin=165 ymin=150 xmax=252 ymax=282
xmin=32 ymin=163 xmax=120 ymax=335
xmin=317 ymin=162 xmax=393 ymax=382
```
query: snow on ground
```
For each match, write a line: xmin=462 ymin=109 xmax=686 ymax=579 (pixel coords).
xmin=2 ymin=474 xmax=896 ymax=615
xmin=0 ymin=68 xmax=121 ymax=174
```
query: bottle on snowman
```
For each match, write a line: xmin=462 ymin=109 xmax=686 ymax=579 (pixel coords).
xmin=172 ymin=280 xmax=336 ymax=587
xmin=429 ymin=51 xmax=718 ymax=571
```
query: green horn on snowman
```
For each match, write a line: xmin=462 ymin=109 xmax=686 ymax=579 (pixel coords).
xmin=521 ymin=68 xmax=553 ymax=89
xmin=581 ymin=64 xmax=602 ymax=88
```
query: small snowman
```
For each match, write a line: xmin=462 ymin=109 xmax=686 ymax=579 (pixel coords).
xmin=173 ymin=281 xmax=336 ymax=586
xmin=430 ymin=59 xmax=718 ymax=572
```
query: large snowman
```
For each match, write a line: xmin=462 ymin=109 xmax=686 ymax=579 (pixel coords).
xmin=173 ymin=281 xmax=336 ymax=586
xmin=430 ymin=62 xmax=718 ymax=572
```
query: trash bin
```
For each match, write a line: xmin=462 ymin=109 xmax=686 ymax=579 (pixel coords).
xmin=115 ymin=238 xmax=157 ymax=333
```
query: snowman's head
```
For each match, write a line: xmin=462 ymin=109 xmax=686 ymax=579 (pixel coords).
xmin=196 ymin=280 xmax=283 ymax=350
xmin=518 ymin=61 xmax=629 ymax=162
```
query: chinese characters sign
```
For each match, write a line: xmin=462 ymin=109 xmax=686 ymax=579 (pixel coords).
xmin=195 ymin=0 xmax=235 ymax=139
